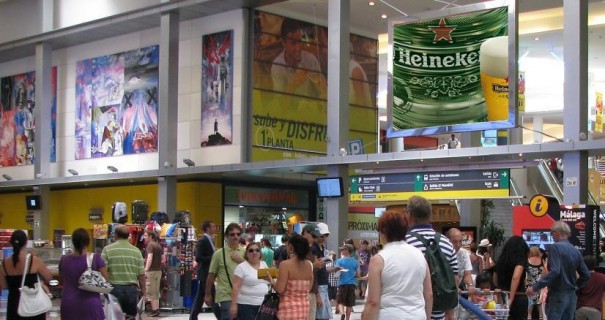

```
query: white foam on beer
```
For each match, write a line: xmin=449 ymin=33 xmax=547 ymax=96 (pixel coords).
xmin=480 ymin=36 xmax=508 ymax=79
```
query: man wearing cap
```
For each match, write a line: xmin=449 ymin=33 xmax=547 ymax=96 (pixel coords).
xmin=526 ymin=221 xmax=590 ymax=320
xmin=404 ymin=195 xmax=458 ymax=320
xmin=315 ymin=222 xmax=335 ymax=320
xmin=335 ymin=244 xmax=360 ymax=320
xmin=302 ymin=224 xmax=324 ymax=320
xmin=477 ymin=239 xmax=495 ymax=270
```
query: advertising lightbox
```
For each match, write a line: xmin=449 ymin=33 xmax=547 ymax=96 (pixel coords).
xmin=387 ymin=0 xmax=518 ymax=138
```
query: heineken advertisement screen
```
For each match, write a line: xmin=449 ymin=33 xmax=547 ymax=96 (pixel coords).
xmin=388 ymin=5 xmax=515 ymax=138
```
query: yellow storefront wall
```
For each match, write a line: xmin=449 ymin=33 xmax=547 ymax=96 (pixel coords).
xmin=0 ymin=182 xmax=223 ymax=240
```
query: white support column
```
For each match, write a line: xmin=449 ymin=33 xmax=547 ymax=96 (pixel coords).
xmin=563 ymin=0 xmax=588 ymax=205
xmin=326 ymin=0 xmax=350 ymax=251
xmin=532 ymin=116 xmax=543 ymax=143
xmin=157 ymin=11 xmax=179 ymax=215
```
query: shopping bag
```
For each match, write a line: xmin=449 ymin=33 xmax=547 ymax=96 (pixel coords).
xmin=136 ymin=296 xmax=145 ymax=320
xmin=78 ymin=253 xmax=113 ymax=294
xmin=104 ymin=294 xmax=126 ymax=320
xmin=255 ymin=291 xmax=279 ymax=320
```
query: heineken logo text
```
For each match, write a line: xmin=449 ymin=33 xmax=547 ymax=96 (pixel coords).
xmin=491 ymin=84 xmax=508 ymax=93
xmin=396 ymin=49 xmax=479 ymax=69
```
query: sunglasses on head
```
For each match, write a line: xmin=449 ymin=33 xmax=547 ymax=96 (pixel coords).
xmin=247 ymin=248 xmax=261 ymax=253
xmin=229 ymin=232 xmax=241 ymax=237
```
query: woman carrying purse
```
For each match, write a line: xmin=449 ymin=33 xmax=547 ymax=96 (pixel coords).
xmin=59 ymin=228 xmax=109 ymax=320
xmin=0 ymin=230 xmax=54 ymax=319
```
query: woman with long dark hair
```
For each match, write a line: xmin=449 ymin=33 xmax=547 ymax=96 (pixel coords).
xmin=493 ymin=236 xmax=530 ymax=319
xmin=269 ymin=232 xmax=313 ymax=320
xmin=59 ymin=228 xmax=109 ymax=319
xmin=0 ymin=230 xmax=53 ymax=319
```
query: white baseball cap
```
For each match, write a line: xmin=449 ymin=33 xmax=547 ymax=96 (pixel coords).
xmin=316 ymin=222 xmax=330 ymax=235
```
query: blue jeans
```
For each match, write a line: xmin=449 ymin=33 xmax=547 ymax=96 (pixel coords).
xmin=237 ymin=303 xmax=261 ymax=320
xmin=219 ymin=300 xmax=233 ymax=320
xmin=111 ymin=285 xmax=139 ymax=316
xmin=546 ymin=290 xmax=577 ymax=320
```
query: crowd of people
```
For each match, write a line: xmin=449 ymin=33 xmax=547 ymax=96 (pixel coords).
xmin=0 ymin=195 xmax=603 ymax=320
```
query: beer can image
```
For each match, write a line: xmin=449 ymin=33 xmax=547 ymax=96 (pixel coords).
xmin=391 ymin=6 xmax=508 ymax=131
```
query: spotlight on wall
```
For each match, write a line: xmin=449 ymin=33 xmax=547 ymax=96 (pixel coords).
xmin=68 ymin=169 xmax=79 ymax=176
xmin=183 ymin=158 xmax=195 ymax=167
xmin=2 ymin=174 xmax=12 ymax=181
xmin=163 ymin=161 xmax=173 ymax=168
xmin=107 ymin=166 xmax=118 ymax=173
xmin=36 ymin=173 xmax=43 ymax=179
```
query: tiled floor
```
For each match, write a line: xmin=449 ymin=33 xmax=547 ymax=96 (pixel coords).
xmin=0 ymin=299 xmax=365 ymax=319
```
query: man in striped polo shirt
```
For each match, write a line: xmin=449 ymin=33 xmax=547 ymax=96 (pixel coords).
xmin=102 ymin=225 xmax=146 ymax=319
xmin=404 ymin=196 xmax=459 ymax=320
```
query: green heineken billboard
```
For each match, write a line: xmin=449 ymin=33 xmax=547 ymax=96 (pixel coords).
xmin=388 ymin=1 xmax=518 ymax=138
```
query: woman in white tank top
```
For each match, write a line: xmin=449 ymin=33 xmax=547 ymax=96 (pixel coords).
xmin=361 ymin=211 xmax=432 ymax=320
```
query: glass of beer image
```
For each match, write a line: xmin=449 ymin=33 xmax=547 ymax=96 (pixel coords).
xmin=480 ymin=36 xmax=509 ymax=121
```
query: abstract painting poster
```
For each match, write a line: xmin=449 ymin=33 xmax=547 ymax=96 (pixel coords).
xmin=201 ymin=30 xmax=234 ymax=147
xmin=75 ymin=45 xmax=159 ymax=159
xmin=0 ymin=68 xmax=57 ymax=166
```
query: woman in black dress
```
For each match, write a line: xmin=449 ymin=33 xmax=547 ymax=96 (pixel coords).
xmin=0 ymin=230 xmax=54 ymax=319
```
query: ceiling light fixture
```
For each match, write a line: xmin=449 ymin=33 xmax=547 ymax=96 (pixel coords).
xmin=183 ymin=158 xmax=195 ymax=167
xmin=107 ymin=166 xmax=118 ymax=173
xmin=369 ymin=1 xmax=375 ymax=5
xmin=68 ymin=169 xmax=79 ymax=176
xmin=381 ymin=14 xmax=387 ymax=19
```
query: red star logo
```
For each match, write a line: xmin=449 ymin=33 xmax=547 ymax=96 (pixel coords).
xmin=429 ymin=18 xmax=456 ymax=42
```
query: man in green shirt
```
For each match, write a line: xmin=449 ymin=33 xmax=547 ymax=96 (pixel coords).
xmin=204 ymin=223 xmax=245 ymax=320
xmin=102 ymin=225 xmax=145 ymax=319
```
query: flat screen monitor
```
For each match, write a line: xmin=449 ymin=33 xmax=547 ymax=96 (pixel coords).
xmin=316 ymin=177 xmax=344 ymax=198
xmin=522 ymin=229 xmax=554 ymax=251
xmin=25 ymin=195 xmax=41 ymax=210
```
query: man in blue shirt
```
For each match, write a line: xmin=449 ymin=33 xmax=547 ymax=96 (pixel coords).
xmin=526 ymin=221 xmax=590 ymax=320
xmin=335 ymin=244 xmax=360 ymax=320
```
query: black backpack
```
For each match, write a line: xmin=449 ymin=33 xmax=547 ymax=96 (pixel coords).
xmin=409 ymin=231 xmax=458 ymax=312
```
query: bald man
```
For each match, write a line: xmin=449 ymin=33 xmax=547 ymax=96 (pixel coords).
xmin=446 ymin=228 xmax=474 ymax=292
xmin=102 ymin=225 xmax=146 ymax=318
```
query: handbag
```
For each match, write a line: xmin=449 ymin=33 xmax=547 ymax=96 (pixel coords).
xmin=17 ymin=253 xmax=53 ymax=317
xmin=255 ymin=289 xmax=279 ymax=320
xmin=78 ymin=253 xmax=114 ymax=294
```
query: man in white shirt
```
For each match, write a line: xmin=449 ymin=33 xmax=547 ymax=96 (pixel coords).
xmin=446 ymin=228 xmax=474 ymax=290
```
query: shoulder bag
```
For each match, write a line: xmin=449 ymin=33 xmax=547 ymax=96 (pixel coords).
xmin=17 ymin=253 xmax=53 ymax=317
xmin=78 ymin=253 xmax=114 ymax=294
xmin=255 ymin=287 xmax=279 ymax=320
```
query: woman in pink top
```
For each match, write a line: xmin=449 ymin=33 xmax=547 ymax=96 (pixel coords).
xmin=269 ymin=233 xmax=313 ymax=320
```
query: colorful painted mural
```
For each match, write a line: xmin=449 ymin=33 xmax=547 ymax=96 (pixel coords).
xmin=0 ymin=68 xmax=57 ymax=166
xmin=201 ymin=30 xmax=233 ymax=147
xmin=75 ymin=45 xmax=159 ymax=159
